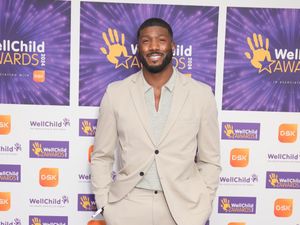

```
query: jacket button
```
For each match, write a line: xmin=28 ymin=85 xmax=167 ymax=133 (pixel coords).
xmin=139 ymin=172 xmax=144 ymax=176
xmin=155 ymin=150 xmax=159 ymax=154
xmin=154 ymin=190 xmax=158 ymax=194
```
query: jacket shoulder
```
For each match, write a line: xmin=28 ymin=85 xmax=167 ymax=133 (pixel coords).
xmin=177 ymin=72 xmax=212 ymax=94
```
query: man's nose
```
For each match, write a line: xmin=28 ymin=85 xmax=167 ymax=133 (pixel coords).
xmin=149 ymin=40 xmax=159 ymax=50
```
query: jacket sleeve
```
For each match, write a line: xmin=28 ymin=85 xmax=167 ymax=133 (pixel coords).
xmin=91 ymin=87 xmax=118 ymax=209
xmin=196 ymin=88 xmax=221 ymax=204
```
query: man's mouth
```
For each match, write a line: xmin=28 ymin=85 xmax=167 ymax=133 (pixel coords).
xmin=147 ymin=52 xmax=163 ymax=61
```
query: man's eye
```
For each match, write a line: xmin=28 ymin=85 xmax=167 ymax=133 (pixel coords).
xmin=142 ymin=39 xmax=149 ymax=43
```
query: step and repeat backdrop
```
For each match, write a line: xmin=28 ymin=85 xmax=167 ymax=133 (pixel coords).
xmin=0 ymin=0 xmax=299 ymax=225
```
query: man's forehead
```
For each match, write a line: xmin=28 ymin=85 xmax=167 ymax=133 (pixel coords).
xmin=139 ymin=26 xmax=170 ymax=36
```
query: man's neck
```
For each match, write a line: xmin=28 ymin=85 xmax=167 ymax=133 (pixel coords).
xmin=142 ymin=64 xmax=173 ymax=89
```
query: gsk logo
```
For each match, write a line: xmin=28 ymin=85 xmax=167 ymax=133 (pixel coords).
xmin=88 ymin=145 xmax=94 ymax=163
xmin=39 ymin=168 xmax=59 ymax=187
xmin=33 ymin=70 xmax=45 ymax=83
xmin=0 ymin=115 xmax=11 ymax=135
xmin=278 ymin=124 xmax=297 ymax=143
xmin=274 ymin=198 xmax=293 ymax=217
xmin=88 ymin=220 xmax=106 ymax=225
xmin=228 ymin=223 xmax=246 ymax=225
xmin=230 ymin=148 xmax=249 ymax=167
xmin=0 ymin=192 xmax=11 ymax=211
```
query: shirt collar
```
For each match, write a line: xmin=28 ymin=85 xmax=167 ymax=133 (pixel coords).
xmin=142 ymin=69 xmax=176 ymax=93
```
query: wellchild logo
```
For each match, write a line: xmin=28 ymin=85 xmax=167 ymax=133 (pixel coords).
xmin=29 ymin=216 xmax=68 ymax=225
xmin=0 ymin=39 xmax=46 ymax=81
xmin=78 ymin=194 xmax=97 ymax=211
xmin=0 ymin=192 xmax=10 ymax=211
xmin=0 ymin=164 xmax=21 ymax=182
xmin=220 ymin=174 xmax=258 ymax=185
xmin=266 ymin=171 xmax=300 ymax=189
xmin=274 ymin=199 xmax=293 ymax=217
xmin=218 ymin=196 xmax=256 ymax=214
xmin=29 ymin=195 xmax=69 ymax=208
xmin=29 ymin=140 xmax=69 ymax=159
xmin=0 ymin=115 xmax=11 ymax=135
xmin=267 ymin=153 xmax=300 ymax=162
xmin=30 ymin=118 xmax=70 ymax=130
xmin=278 ymin=124 xmax=298 ymax=143
xmin=244 ymin=33 xmax=274 ymax=74
xmin=79 ymin=119 xmax=97 ymax=136
xmin=0 ymin=142 xmax=22 ymax=154
xmin=78 ymin=173 xmax=91 ymax=183
xmin=0 ymin=218 xmax=21 ymax=225
xmin=222 ymin=122 xmax=260 ymax=140
xmin=245 ymin=33 xmax=300 ymax=75
xmin=100 ymin=28 xmax=193 ymax=73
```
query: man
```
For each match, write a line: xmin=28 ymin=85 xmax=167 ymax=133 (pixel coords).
xmin=91 ymin=18 xmax=221 ymax=225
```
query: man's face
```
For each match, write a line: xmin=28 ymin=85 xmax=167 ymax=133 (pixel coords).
xmin=138 ymin=26 xmax=174 ymax=73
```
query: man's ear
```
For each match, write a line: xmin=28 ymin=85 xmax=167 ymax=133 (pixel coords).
xmin=172 ymin=41 xmax=175 ymax=52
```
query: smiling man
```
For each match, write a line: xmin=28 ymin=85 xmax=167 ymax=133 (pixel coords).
xmin=91 ymin=18 xmax=221 ymax=225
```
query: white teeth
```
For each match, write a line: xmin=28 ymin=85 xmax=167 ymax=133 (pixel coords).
xmin=149 ymin=55 xmax=161 ymax=60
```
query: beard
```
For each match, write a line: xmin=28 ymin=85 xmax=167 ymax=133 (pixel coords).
xmin=139 ymin=49 xmax=173 ymax=74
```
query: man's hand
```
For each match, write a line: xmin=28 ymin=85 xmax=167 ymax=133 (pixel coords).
xmin=244 ymin=33 xmax=272 ymax=70
xmin=100 ymin=28 xmax=128 ymax=65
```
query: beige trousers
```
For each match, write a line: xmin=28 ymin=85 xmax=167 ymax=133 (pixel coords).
xmin=103 ymin=188 xmax=177 ymax=225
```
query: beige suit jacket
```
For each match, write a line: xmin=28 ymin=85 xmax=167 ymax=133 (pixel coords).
xmin=91 ymin=69 xmax=221 ymax=225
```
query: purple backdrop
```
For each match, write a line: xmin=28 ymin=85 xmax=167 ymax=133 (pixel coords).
xmin=79 ymin=2 xmax=218 ymax=106
xmin=223 ymin=7 xmax=300 ymax=112
xmin=0 ymin=0 xmax=70 ymax=105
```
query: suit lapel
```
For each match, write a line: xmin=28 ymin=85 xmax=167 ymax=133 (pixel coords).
xmin=129 ymin=71 xmax=156 ymax=146
xmin=158 ymin=72 xmax=189 ymax=145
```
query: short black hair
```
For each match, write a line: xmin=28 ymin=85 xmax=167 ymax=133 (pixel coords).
xmin=137 ymin=17 xmax=173 ymax=39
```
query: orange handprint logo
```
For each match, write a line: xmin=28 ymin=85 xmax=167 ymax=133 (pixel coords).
xmin=224 ymin=124 xmax=234 ymax=138
xmin=100 ymin=28 xmax=131 ymax=68
xmin=221 ymin=198 xmax=231 ymax=211
xmin=244 ymin=33 xmax=274 ymax=73
xmin=31 ymin=217 xmax=42 ymax=225
xmin=80 ymin=196 xmax=91 ymax=210
xmin=81 ymin=120 xmax=94 ymax=135
xmin=269 ymin=173 xmax=279 ymax=187
xmin=32 ymin=142 xmax=43 ymax=156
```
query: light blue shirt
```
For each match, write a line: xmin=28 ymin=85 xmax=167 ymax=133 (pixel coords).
xmin=136 ymin=71 xmax=176 ymax=191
